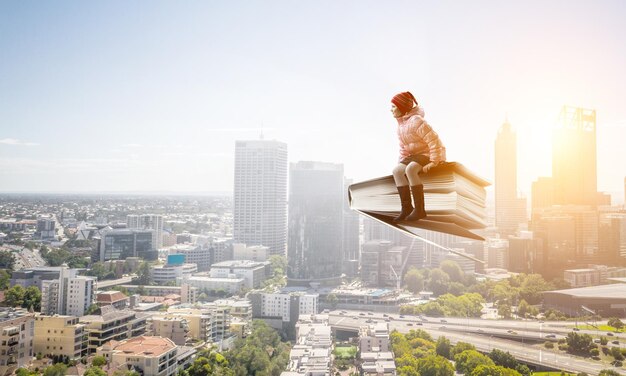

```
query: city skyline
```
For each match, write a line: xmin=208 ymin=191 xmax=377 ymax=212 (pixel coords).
xmin=1 ymin=1 xmax=625 ymax=200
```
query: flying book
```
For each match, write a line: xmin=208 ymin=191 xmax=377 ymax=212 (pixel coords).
xmin=348 ymin=162 xmax=490 ymax=242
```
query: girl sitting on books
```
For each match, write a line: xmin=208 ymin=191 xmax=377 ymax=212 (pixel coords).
xmin=390 ymin=91 xmax=446 ymax=222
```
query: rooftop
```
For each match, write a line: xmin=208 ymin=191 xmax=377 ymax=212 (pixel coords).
xmin=96 ymin=291 xmax=128 ymax=303
xmin=211 ymin=260 xmax=269 ymax=268
xmin=104 ymin=336 xmax=176 ymax=357
xmin=545 ymin=283 xmax=626 ymax=299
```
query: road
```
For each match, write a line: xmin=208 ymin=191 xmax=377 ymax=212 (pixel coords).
xmin=328 ymin=310 xmax=624 ymax=375
xmin=96 ymin=276 xmax=134 ymax=289
xmin=8 ymin=245 xmax=46 ymax=269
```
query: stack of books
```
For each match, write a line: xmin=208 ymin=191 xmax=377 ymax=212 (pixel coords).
xmin=348 ymin=162 xmax=490 ymax=241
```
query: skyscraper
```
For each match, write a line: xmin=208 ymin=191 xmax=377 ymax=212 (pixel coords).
xmin=288 ymin=161 xmax=344 ymax=286
xmin=234 ymin=140 xmax=288 ymax=256
xmin=494 ymin=119 xmax=527 ymax=235
xmin=552 ymin=106 xmax=597 ymax=206
xmin=127 ymin=214 xmax=164 ymax=249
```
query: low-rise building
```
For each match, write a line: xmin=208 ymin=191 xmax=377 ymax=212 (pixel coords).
xmin=148 ymin=317 xmax=189 ymax=346
xmin=97 ymin=336 xmax=178 ymax=376
xmin=96 ymin=291 xmax=129 ymax=310
xmin=233 ymin=243 xmax=269 ymax=262
xmin=151 ymin=263 xmax=197 ymax=285
xmin=250 ymin=291 xmax=318 ymax=324
xmin=209 ymin=260 xmax=270 ymax=289
xmin=183 ymin=276 xmax=245 ymax=294
xmin=282 ymin=314 xmax=332 ymax=376
xmin=359 ymin=323 xmax=391 ymax=353
xmin=34 ymin=315 xmax=88 ymax=360
xmin=167 ymin=244 xmax=212 ymax=271
xmin=359 ymin=322 xmax=395 ymax=375
xmin=80 ymin=307 xmax=148 ymax=352
xmin=0 ymin=308 xmax=35 ymax=375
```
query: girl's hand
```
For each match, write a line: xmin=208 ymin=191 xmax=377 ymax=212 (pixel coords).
xmin=422 ymin=162 xmax=436 ymax=173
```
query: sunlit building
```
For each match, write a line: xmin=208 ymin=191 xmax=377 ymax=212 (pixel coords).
xmin=494 ymin=119 xmax=527 ymax=235
xmin=234 ymin=139 xmax=288 ymax=256
xmin=552 ymin=106 xmax=598 ymax=206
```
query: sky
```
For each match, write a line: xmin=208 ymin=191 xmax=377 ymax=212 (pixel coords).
xmin=1 ymin=1 xmax=625 ymax=200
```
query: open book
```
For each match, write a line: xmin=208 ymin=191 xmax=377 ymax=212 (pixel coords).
xmin=348 ymin=162 xmax=490 ymax=241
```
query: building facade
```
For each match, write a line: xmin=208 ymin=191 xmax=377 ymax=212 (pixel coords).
xmin=0 ymin=309 xmax=34 ymax=374
xmin=234 ymin=140 xmax=288 ymax=256
xmin=97 ymin=336 xmax=178 ymax=376
xmin=288 ymin=161 xmax=344 ymax=286
xmin=97 ymin=228 xmax=156 ymax=262
xmin=494 ymin=119 xmax=527 ymax=235
xmin=127 ymin=214 xmax=164 ymax=249
xmin=34 ymin=315 xmax=88 ymax=360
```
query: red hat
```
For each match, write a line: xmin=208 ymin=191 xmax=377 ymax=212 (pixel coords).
xmin=391 ymin=92 xmax=417 ymax=114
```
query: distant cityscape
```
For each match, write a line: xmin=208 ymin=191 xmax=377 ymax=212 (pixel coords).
xmin=0 ymin=105 xmax=625 ymax=376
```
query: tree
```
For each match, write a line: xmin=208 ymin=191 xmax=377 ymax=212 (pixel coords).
xmin=404 ymin=267 xmax=424 ymax=293
xmin=427 ymin=268 xmax=450 ymax=296
xmin=83 ymin=367 xmax=107 ymax=376
xmin=450 ymin=342 xmax=475 ymax=358
xmin=0 ymin=250 xmax=15 ymax=270
xmin=23 ymin=286 xmax=42 ymax=311
xmin=435 ymin=336 xmax=452 ymax=359
xmin=565 ymin=332 xmax=594 ymax=355
xmin=440 ymin=260 xmax=464 ymax=283
xmin=608 ymin=317 xmax=624 ymax=331
xmin=598 ymin=370 xmax=621 ymax=376
xmin=43 ymin=363 xmax=68 ymax=376
xmin=454 ymin=350 xmax=494 ymax=375
xmin=136 ymin=262 xmax=152 ymax=285
xmin=326 ymin=293 xmax=338 ymax=309
xmin=497 ymin=302 xmax=512 ymax=319
xmin=86 ymin=304 xmax=100 ymax=315
xmin=0 ymin=269 xmax=10 ymax=290
xmin=516 ymin=299 xmax=530 ymax=318
xmin=415 ymin=355 xmax=455 ymax=376
xmin=92 ymin=355 xmax=107 ymax=367
xmin=5 ymin=285 xmax=25 ymax=307
xmin=470 ymin=365 xmax=521 ymax=376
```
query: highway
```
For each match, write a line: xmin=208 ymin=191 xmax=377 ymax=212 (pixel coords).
xmin=328 ymin=310 xmax=624 ymax=375
xmin=96 ymin=276 xmax=134 ymax=289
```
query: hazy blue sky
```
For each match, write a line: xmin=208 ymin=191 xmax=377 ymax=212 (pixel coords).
xmin=1 ymin=1 xmax=625 ymax=200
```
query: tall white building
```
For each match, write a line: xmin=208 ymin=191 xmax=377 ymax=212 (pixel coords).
xmin=495 ymin=119 xmax=527 ymax=235
xmin=127 ymin=214 xmax=164 ymax=249
xmin=40 ymin=267 xmax=96 ymax=317
xmin=234 ymin=140 xmax=288 ymax=256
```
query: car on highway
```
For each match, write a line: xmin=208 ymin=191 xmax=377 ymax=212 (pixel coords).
xmin=407 ymin=323 xmax=413 ymax=326
xmin=352 ymin=316 xmax=358 ymax=320
xmin=366 ymin=319 xmax=373 ymax=323
xmin=440 ymin=319 xmax=447 ymax=323
xmin=572 ymin=327 xmax=580 ymax=331
xmin=607 ymin=332 xmax=615 ymax=336
xmin=383 ymin=314 xmax=388 ymax=317
xmin=545 ymin=334 xmax=556 ymax=339
xmin=359 ymin=313 xmax=365 ymax=316
xmin=399 ymin=315 xmax=405 ymax=318
xmin=367 ymin=312 xmax=373 ymax=315
xmin=477 ymin=329 xmax=484 ymax=333
xmin=612 ymin=340 xmax=620 ymax=345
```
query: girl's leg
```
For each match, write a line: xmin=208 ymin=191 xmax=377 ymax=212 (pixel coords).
xmin=405 ymin=162 xmax=423 ymax=186
xmin=392 ymin=163 xmax=409 ymax=186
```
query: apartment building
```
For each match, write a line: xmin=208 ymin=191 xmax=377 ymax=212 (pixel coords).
xmin=0 ymin=308 xmax=34 ymax=375
xmin=34 ymin=315 xmax=88 ymax=360
xmin=98 ymin=336 xmax=178 ymax=376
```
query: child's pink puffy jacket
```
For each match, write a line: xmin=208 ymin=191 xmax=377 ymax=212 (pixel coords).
xmin=396 ymin=105 xmax=446 ymax=164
